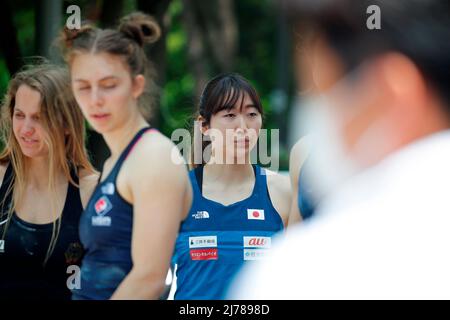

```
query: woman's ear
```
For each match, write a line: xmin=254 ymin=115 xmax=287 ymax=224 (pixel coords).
xmin=132 ymin=74 xmax=146 ymax=99
xmin=197 ymin=115 xmax=209 ymax=135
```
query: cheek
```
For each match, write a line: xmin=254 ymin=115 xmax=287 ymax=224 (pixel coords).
xmin=12 ymin=117 xmax=20 ymax=133
xmin=249 ymin=117 xmax=262 ymax=135
xmin=109 ymin=88 xmax=132 ymax=111
xmin=73 ymin=91 xmax=89 ymax=113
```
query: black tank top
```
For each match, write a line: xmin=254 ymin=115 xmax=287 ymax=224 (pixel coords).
xmin=0 ymin=164 xmax=85 ymax=300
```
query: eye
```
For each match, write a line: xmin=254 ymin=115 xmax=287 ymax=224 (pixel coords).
xmin=248 ymin=112 xmax=259 ymax=117
xmin=78 ymin=86 xmax=90 ymax=92
xmin=103 ymin=84 xmax=116 ymax=90
xmin=224 ymin=113 xmax=236 ymax=118
xmin=32 ymin=115 xmax=40 ymax=121
xmin=14 ymin=113 xmax=24 ymax=119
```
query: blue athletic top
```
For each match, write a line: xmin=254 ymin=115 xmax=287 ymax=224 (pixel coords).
xmin=73 ymin=127 xmax=153 ymax=300
xmin=298 ymin=156 xmax=316 ymax=220
xmin=172 ymin=165 xmax=284 ymax=300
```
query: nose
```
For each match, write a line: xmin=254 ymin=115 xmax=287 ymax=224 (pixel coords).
xmin=22 ymin=119 xmax=35 ymax=137
xmin=235 ymin=115 xmax=248 ymax=134
xmin=90 ymin=87 xmax=105 ymax=107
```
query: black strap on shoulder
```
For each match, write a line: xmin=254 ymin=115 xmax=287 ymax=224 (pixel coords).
xmin=0 ymin=164 xmax=14 ymax=221
xmin=194 ymin=165 xmax=204 ymax=194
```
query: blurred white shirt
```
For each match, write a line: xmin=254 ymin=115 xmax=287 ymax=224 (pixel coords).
xmin=230 ymin=130 xmax=450 ymax=299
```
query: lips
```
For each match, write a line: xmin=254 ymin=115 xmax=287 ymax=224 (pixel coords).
xmin=21 ymin=136 xmax=39 ymax=146
xmin=91 ymin=113 xmax=110 ymax=121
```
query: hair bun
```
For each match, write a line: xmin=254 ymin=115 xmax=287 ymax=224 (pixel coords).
xmin=119 ymin=12 xmax=161 ymax=47
xmin=60 ymin=24 xmax=95 ymax=49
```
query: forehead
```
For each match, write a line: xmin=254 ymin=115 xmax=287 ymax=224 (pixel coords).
xmin=219 ymin=91 xmax=256 ymax=110
xmin=70 ymin=52 xmax=129 ymax=81
xmin=14 ymin=84 xmax=41 ymax=113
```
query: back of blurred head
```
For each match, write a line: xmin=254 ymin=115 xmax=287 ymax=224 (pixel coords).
xmin=283 ymin=0 xmax=450 ymax=197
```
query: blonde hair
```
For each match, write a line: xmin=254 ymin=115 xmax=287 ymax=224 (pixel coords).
xmin=0 ymin=63 xmax=95 ymax=265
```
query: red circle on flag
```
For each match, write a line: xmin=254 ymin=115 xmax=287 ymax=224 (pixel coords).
xmin=253 ymin=211 xmax=260 ymax=218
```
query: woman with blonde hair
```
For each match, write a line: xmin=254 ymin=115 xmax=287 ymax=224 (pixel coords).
xmin=60 ymin=12 xmax=192 ymax=300
xmin=0 ymin=63 xmax=98 ymax=300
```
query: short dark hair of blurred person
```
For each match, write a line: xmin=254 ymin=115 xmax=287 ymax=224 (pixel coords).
xmin=230 ymin=0 xmax=450 ymax=299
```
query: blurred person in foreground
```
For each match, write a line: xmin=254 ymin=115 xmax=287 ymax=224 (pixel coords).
xmin=230 ymin=0 xmax=450 ymax=299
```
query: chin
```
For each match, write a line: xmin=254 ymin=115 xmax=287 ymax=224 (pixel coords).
xmin=21 ymin=150 xmax=46 ymax=159
xmin=90 ymin=122 xmax=113 ymax=135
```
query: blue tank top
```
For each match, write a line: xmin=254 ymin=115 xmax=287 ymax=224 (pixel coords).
xmin=172 ymin=165 xmax=284 ymax=300
xmin=298 ymin=156 xmax=316 ymax=220
xmin=73 ymin=127 xmax=153 ymax=300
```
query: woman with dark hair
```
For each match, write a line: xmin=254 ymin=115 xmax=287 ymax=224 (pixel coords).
xmin=59 ymin=12 xmax=192 ymax=300
xmin=171 ymin=73 xmax=292 ymax=299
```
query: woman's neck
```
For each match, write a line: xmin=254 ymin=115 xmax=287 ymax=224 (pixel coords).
xmin=102 ymin=112 xmax=149 ymax=158
xmin=203 ymin=163 xmax=254 ymax=186
xmin=25 ymin=156 xmax=65 ymax=190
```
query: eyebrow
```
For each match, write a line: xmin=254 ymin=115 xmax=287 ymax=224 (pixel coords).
xmin=74 ymin=76 xmax=118 ymax=83
xmin=13 ymin=107 xmax=40 ymax=116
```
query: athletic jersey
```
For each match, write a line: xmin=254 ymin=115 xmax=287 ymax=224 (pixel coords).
xmin=172 ymin=165 xmax=284 ymax=300
xmin=0 ymin=164 xmax=84 ymax=300
xmin=74 ymin=127 xmax=154 ymax=300
xmin=298 ymin=156 xmax=316 ymax=220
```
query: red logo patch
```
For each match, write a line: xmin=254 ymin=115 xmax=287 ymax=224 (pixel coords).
xmin=248 ymin=238 xmax=266 ymax=246
xmin=94 ymin=196 xmax=112 ymax=216
xmin=190 ymin=248 xmax=218 ymax=261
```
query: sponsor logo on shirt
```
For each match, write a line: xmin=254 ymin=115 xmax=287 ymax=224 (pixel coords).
xmin=189 ymin=236 xmax=217 ymax=248
xmin=247 ymin=209 xmax=265 ymax=220
xmin=91 ymin=216 xmax=111 ymax=227
xmin=92 ymin=196 xmax=113 ymax=226
xmin=190 ymin=248 xmax=218 ymax=261
xmin=101 ymin=182 xmax=115 ymax=195
xmin=243 ymin=249 xmax=268 ymax=261
xmin=243 ymin=236 xmax=271 ymax=249
xmin=94 ymin=196 xmax=112 ymax=216
xmin=192 ymin=211 xmax=210 ymax=219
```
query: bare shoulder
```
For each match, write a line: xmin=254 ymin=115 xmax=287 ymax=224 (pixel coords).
xmin=122 ymin=130 xmax=192 ymax=219
xmin=127 ymin=130 xmax=188 ymax=181
xmin=266 ymin=170 xmax=291 ymax=196
xmin=289 ymin=135 xmax=313 ymax=186
xmin=266 ymin=169 xmax=292 ymax=224
xmin=78 ymin=168 xmax=100 ymax=209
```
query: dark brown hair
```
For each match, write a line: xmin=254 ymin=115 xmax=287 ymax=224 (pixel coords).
xmin=59 ymin=12 xmax=161 ymax=119
xmin=191 ymin=73 xmax=264 ymax=167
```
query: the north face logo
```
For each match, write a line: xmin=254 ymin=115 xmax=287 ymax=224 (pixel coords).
xmin=192 ymin=211 xmax=210 ymax=219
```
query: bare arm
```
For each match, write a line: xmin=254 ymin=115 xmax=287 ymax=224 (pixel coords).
xmin=287 ymin=136 xmax=312 ymax=228
xmin=110 ymin=135 xmax=192 ymax=299
xmin=78 ymin=169 xmax=99 ymax=209
xmin=267 ymin=172 xmax=292 ymax=227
